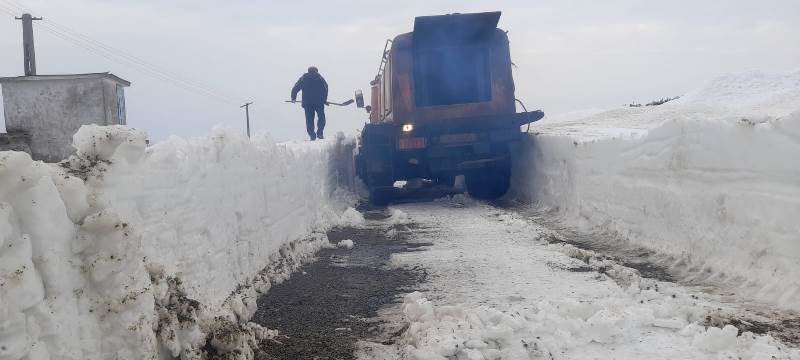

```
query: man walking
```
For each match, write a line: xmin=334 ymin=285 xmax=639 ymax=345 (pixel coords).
xmin=291 ymin=66 xmax=329 ymax=140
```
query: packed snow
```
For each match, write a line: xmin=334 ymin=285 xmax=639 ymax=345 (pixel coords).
xmin=340 ymin=207 xmax=366 ymax=227
xmin=513 ymin=70 xmax=800 ymax=311
xmin=337 ymin=239 xmax=356 ymax=249
xmin=360 ymin=203 xmax=799 ymax=360
xmin=388 ymin=208 xmax=411 ymax=225
xmin=0 ymin=126 xmax=357 ymax=359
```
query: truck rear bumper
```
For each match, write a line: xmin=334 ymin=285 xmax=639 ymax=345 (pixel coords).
xmin=413 ymin=111 xmax=544 ymax=133
xmin=424 ymin=141 xmax=513 ymax=173
xmin=358 ymin=111 xmax=543 ymax=182
xmin=389 ymin=135 xmax=515 ymax=177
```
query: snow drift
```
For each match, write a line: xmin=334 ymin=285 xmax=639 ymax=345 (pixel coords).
xmin=0 ymin=126 xmax=357 ymax=359
xmin=513 ymin=71 xmax=800 ymax=310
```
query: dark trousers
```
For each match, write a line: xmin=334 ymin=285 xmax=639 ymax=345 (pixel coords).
xmin=303 ymin=104 xmax=326 ymax=139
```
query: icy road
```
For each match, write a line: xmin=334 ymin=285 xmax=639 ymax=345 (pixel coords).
xmin=255 ymin=197 xmax=800 ymax=360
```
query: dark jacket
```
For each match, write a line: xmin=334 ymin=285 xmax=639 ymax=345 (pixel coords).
xmin=291 ymin=72 xmax=328 ymax=107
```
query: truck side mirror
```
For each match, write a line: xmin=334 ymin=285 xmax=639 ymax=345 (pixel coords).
xmin=355 ymin=90 xmax=365 ymax=108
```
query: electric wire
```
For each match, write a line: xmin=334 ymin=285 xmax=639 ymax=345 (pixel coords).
xmin=36 ymin=19 xmax=240 ymax=104
xmin=36 ymin=22 xmax=239 ymax=105
xmin=0 ymin=0 xmax=241 ymax=106
xmin=39 ymin=23 xmax=237 ymax=105
xmin=0 ymin=1 xmax=238 ymax=105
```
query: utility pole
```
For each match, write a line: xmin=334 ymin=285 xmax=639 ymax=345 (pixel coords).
xmin=240 ymin=102 xmax=253 ymax=138
xmin=15 ymin=13 xmax=43 ymax=76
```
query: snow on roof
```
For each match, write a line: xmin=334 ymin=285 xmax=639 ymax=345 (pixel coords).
xmin=0 ymin=72 xmax=131 ymax=86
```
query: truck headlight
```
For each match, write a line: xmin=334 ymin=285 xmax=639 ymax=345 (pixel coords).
xmin=402 ymin=124 xmax=414 ymax=132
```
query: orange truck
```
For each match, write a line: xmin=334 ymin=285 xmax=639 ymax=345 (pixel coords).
xmin=354 ymin=11 xmax=544 ymax=205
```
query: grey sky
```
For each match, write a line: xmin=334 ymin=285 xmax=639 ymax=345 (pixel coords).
xmin=1 ymin=0 xmax=798 ymax=142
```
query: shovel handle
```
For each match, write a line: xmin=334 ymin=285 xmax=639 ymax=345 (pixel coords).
xmin=285 ymin=100 xmax=354 ymax=106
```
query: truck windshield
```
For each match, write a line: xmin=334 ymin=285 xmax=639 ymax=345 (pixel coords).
xmin=413 ymin=45 xmax=492 ymax=107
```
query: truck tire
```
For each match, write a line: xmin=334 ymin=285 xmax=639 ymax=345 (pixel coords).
xmin=367 ymin=173 xmax=394 ymax=206
xmin=369 ymin=187 xmax=393 ymax=206
xmin=465 ymin=166 xmax=510 ymax=200
xmin=433 ymin=175 xmax=457 ymax=188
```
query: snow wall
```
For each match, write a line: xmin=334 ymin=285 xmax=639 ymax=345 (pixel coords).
xmin=0 ymin=127 xmax=359 ymax=359
xmin=512 ymin=71 xmax=800 ymax=311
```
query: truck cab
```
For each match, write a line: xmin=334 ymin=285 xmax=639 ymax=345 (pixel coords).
xmin=356 ymin=11 xmax=544 ymax=205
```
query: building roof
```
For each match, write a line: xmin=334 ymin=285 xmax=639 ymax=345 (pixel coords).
xmin=0 ymin=72 xmax=131 ymax=86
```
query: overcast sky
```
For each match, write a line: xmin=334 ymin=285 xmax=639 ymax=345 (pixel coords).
xmin=1 ymin=0 xmax=798 ymax=142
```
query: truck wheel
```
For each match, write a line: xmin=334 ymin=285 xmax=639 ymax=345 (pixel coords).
xmin=465 ymin=167 xmax=510 ymax=200
xmin=369 ymin=187 xmax=393 ymax=206
xmin=433 ymin=175 xmax=456 ymax=188
xmin=367 ymin=173 xmax=394 ymax=206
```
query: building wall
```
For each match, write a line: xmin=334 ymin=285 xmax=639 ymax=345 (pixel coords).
xmin=1 ymin=78 xmax=123 ymax=162
xmin=0 ymin=131 xmax=31 ymax=154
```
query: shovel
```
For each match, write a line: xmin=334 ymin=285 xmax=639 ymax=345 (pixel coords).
xmin=285 ymin=99 xmax=354 ymax=106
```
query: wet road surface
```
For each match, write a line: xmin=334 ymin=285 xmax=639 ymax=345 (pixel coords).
xmin=252 ymin=207 xmax=427 ymax=359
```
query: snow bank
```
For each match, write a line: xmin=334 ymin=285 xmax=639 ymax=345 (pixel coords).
xmin=0 ymin=126 xmax=357 ymax=359
xmin=514 ymin=71 xmax=800 ymax=310
xmin=676 ymin=70 xmax=800 ymax=117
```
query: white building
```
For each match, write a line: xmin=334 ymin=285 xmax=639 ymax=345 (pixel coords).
xmin=0 ymin=72 xmax=130 ymax=162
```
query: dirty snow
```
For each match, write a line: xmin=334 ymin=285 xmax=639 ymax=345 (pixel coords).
xmin=515 ymin=70 xmax=800 ymax=310
xmin=0 ymin=126 xmax=356 ymax=359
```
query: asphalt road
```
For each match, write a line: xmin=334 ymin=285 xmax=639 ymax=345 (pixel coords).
xmin=252 ymin=206 xmax=427 ymax=360
xmin=252 ymin=199 xmax=800 ymax=359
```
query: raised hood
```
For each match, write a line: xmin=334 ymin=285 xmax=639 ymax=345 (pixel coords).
xmin=412 ymin=11 xmax=501 ymax=48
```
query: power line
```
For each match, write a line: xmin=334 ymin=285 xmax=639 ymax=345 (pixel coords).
xmin=0 ymin=4 xmax=18 ymax=16
xmin=36 ymin=18 xmax=240 ymax=103
xmin=0 ymin=0 xmax=236 ymax=104
xmin=35 ymin=21 xmax=238 ymax=105
xmin=0 ymin=0 xmax=242 ymax=106
xmin=38 ymin=23 xmax=239 ymax=105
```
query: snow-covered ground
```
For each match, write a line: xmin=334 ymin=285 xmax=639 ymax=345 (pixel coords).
xmin=3 ymin=68 xmax=798 ymax=359
xmin=0 ymin=126 xmax=358 ymax=359
xmin=361 ymin=202 xmax=799 ymax=359
xmin=513 ymin=70 xmax=800 ymax=311
xmin=357 ymin=71 xmax=800 ymax=359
